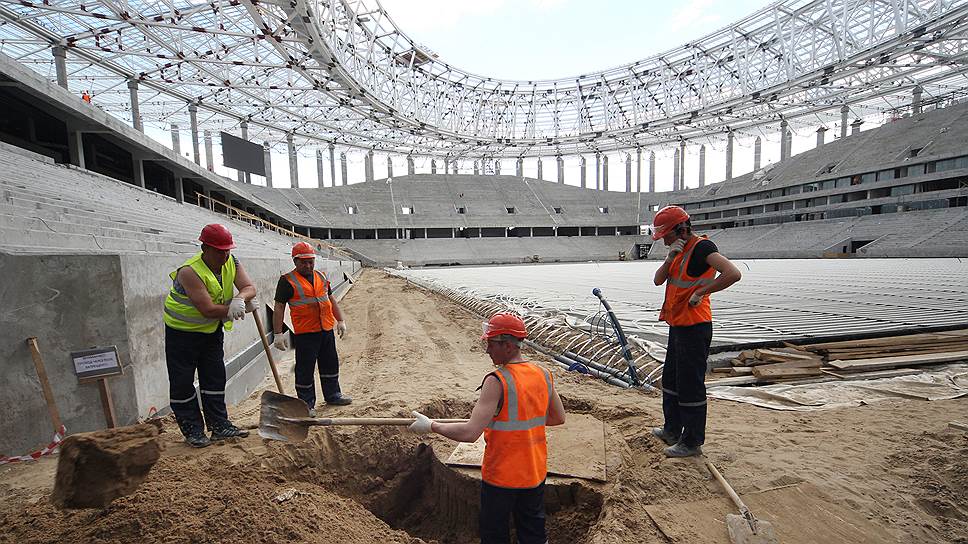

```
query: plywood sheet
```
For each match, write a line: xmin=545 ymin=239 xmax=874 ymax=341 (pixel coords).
xmin=445 ymin=413 xmax=606 ymax=482
xmin=645 ymin=482 xmax=894 ymax=544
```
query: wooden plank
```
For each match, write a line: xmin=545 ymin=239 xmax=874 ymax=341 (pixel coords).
xmin=950 ymin=422 xmax=968 ymax=432
xmin=804 ymin=330 xmax=968 ymax=351
xmin=97 ymin=377 xmax=117 ymax=429
xmin=729 ymin=358 xmax=746 ymax=367
xmin=824 ymin=343 xmax=968 ymax=359
xmin=828 ymin=350 xmax=968 ymax=372
xmin=821 ymin=367 xmax=925 ymax=380
xmin=753 ymin=348 xmax=821 ymax=363
xmin=752 ymin=365 xmax=822 ymax=379
xmin=751 ymin=359 xmax=822 ymax=372
xmin=26 ymin=337 xmax=63 ymax=434
xmin=738 ymin=350 xmax=756 ymax=361
xmin=705 ymin=375 xmax=762 ymax=386
xmin=712 ymin=367 xmax=733 ymax=374
xmin=729 ymin=367 xmax=754 ymax=376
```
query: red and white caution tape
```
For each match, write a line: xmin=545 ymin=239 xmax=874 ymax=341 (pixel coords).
xmin=0 ymin=425 xmax=66 ymax=465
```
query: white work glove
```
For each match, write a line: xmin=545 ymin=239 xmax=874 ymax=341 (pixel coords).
xmin=273 ymin=331 xmax=290 ymax=351
xmin=245 ymin=298 xmax=257 ymax=313
xmin=228 ymin=297 xmax=246 ymax=320
xmin=666 ymin=239 xmax=686 ymax=260
xmin=689 ymin=292 xmax=706 ymax=307
xmin=408 ymin=411 xmax=433 ymax=434
xmin=336 ymin=320 xmax=347 ymax=339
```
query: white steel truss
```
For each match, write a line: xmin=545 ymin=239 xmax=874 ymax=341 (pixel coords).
xmin=1 ymin=0 xmax=968 ymax=159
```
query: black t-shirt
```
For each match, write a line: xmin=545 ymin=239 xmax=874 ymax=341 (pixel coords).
xmin=685 ymin=239 xmax=718 ymax=277
xmin=274 ymin=272 xmax=331 ymax=303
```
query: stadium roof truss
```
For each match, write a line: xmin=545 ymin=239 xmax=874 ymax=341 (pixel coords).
xmin=1 ymin=0 xmax=968 ymax=159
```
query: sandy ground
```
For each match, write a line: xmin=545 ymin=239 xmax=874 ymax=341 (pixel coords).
xmin=1 ymin=269 xmax=967 ymax=543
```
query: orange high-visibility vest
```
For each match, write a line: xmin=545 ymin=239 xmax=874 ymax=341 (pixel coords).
xmin=284 ymin=270 xmax=335 ymax=334
xmin=482 ymin=362 xmax=552 ymax=489
xmin=659 ymin=235 xmax=716 ymax=327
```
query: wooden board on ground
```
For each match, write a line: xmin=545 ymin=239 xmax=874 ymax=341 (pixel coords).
xmin=644 ymin=482 xmax=894 ymax=544
xmin=803 ymin=330 xmax=968 ymax=351
xmin=445 ymin=413 xmax=606 ymax=482
xmin=950 ymin=422 xmax=968 ymax=432
xmin=828 ymin=350 xmax=968 ymax=371
xmin=752 ymin=365 xmax=822 ymax=379
xmin=753 ymin=349 xmax=821 ymax=363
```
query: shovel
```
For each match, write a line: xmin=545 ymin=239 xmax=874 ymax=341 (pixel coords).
xmin=259 ymin=390 xmax=467 ymax=442
xmin=704 ymin=458 xmax=779 ymax=544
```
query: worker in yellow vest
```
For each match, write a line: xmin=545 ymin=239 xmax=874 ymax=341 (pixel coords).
xmin=409 ymin=313 xmax=566 ymax=544
xmin=272 ymin=242 xmax=351 ymax=413
xmin=649 ymin=205 xmax=741 ymax=457
xmin=163 ymin=224 xmax=257 ymax=448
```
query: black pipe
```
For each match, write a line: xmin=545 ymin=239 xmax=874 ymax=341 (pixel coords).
xmin=524 ymin=340 xmax=632 ymax=389
xmin=592 ymin=288 xmax=640 ymax=385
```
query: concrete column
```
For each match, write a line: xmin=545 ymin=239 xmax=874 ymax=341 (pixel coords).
xmin=52 ymin=46 xmax=68 ymax=89
xmin=851 ymin=119 xmax=863 ymax=135
xmin=635 ymin=148 xmax=642 ymax=193
xmin=431 ymin=159 xmax=437 ymax=174
xmin=387 ymin=155 xmax=394 ymax=178
xmin=288 ymin=133 xmax=299 ymax=188
xmin=516 ymin=157 xmax=523 ymax=177
xmin=780 ymin=118 xmax=789 ymax=161
xmin=786 ymin=129 xmax=793 ymax=159
xmin=602 ymin=154 xmax=609 ymax=191
xmin=188 ymin=104 xmax=200 ymax=165
xmin=365 ymin=149 xmax=374 ymax=182
xmin=127 ymin=80 xmax=142 ymax=132
xmin=698 ymin=145 xmax=706 ymax=187
xmin=595 ymin=152 xmax=601 ymax=190
xmin=170 ymin=124 xmax=181 ymax=156
xmin=452 ymin=160 xmax=458 ymax=175
xmin=407 ymin=155 xmax=415 ymax=175
xmin=624 ymin=153 xmax=632 ymax=192
xmin=263 ymin=142 xmax=273 ymax=187
xmin=444 ymin=156 xmax=450 ymax=175
xmin=725 ymin=130 xmax=734 ymax=180
xmin=536 ymin=158 xmax=543 ymax=180
xmin=753 ymin=136 xmax=762 ymax=170
xmin=816 ymin=126 xmax=827 ymax=148
xmin=340 ymin=152 xmax=348 ymax=185
xmin=556 ymin=156 xmax=564 ymax=184
xmin=580 ymin=156 xmax=587 ymax=188
xmin=673 ymin=149 xmax=680 ymax=191
xmin=239 ymin=121 xmax=251 ymax=183
xmin=68 ymin=130 xmax=84 ymax=168
xmin=203 ymin=130 xmax=214 ymax=171
xmin=329 ymin=143 xmax=336 ymax=186
xmin=648 ymin=151 xmax=656 ymax=193
xmin=840 ymin=105 xmax=849 ymax=139
xmin=473 ymin=160 xmax=479 ymax=175
xmin=174 ymin=177 xmax=185 ymax=203
xmin=678 ymin=140 xmax=686 ymax=190
xmin=132 ymin=158 xmax=145 ymax=188
xmin=912 ymin=85 xmax=923 ymax=114
xmin=316 ymin=149 xmax=325 ymax=186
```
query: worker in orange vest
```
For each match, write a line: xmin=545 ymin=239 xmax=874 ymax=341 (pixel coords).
xmin=81 ymin=91 xmax=92 ymax=103
xmin=409 ymin=313 xmax=566 ymax=544
xmin=271 ymin=242 xmax=351 ymax=413
xmin=649 ymin=205 xmax=741 ymax=457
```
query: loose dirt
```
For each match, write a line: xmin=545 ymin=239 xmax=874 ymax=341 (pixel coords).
xmin=1 ymin=269 xmax=966 ymax=543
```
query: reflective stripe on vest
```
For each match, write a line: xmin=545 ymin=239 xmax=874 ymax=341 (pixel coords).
xmin=163 ymin=252 xmax=236 ymax=333
xmin=482 ymin=362 xmax=552 ymax=489
xmin=659 ymin=236 xmax=715 ymax=327
xmin=285 ymin=270 xmax=335 ymax=334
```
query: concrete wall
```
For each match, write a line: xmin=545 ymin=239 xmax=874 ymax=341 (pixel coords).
xmin=1 ymin=251 xmax=358 ymax=456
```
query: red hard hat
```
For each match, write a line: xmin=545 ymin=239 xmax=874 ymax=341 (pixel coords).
xmin=292 ymin=241 xmax=315 ymax=259
xmin=649 ymin=205 xmax=690 ymax=241
xmin=198 ymin=224 xmax=235 ymax=250
xmin=481 ymin=313 xmax=528 ymax=340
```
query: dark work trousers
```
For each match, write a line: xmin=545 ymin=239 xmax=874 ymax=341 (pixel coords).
xmin=661 ymin=321 xmax=713 ymax=447
xmin=165 ymin=325 xmax=229 ymax=434
xmin=292 ymin=329 xmax=342 ymax=409
xmin=479 ymin=481 xmax=547 ymax=544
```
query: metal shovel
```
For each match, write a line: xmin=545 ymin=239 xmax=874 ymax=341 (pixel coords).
xmin=258 ymin=390 xmax=466 ymax=442
xmin=704 ymin=459 xmax=779 ymax=544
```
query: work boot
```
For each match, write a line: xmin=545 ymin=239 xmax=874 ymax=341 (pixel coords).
xmin=651 ymin=427 xmax=681 ymax=446
xmin=326 ymin=395 xmax=352 ymax=406
xmin=308 ymin=408 xmax=317 ymax=417
xmin=664 ymin=442 xmax=703 ymax=458
xmin=210 ymin=422 xmax=250 ymax=441
xmin=182 ymin=425 xmax=211 ymax=448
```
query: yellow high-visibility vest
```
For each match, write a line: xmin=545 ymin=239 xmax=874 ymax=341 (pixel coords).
xmin=163 ymin=252 xmax=236 ymax=333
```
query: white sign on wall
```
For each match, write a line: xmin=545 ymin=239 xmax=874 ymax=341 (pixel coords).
xmin=70 ymin=346 xmax=123 ymax=380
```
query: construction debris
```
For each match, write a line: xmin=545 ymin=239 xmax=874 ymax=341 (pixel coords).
xmin=52 ymin=424 xmax=161 ymax=509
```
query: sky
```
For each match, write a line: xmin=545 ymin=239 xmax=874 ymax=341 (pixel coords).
xmin=158 ymin=0 xmax=879 ymax=191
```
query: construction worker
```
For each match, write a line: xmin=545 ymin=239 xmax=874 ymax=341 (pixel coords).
xmin=163 ymin=224 xmax=256 ymax=448
xmin=81 ymin=91 xmax=92 ymax=103
xmin=272 ymin=242 xmax=351 ymax=413
xmin=409 ymin=313 xmax=566 ymax=544
xmin=649 ymin=205 xmax=741 ymax=457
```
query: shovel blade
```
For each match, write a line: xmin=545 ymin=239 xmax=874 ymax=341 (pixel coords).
xmin=725 ymin=514 xmax=779 ymax=544
xmin=259 ymin=390 xmax=311 ymax=442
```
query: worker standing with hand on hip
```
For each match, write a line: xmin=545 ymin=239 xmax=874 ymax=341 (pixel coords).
xmin=409 ymin=313 xmax=566 ymax=544
xmin=649 ymin=205 xmax=741 ymax=457
xmin=272 ymin=242 xmax=351 ymax=415
xmin=163 ymin=224 xmax=256 ymax=448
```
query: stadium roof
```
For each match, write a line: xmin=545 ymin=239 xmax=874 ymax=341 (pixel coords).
xmin=1 ymin=0 xmax=968 ymax=158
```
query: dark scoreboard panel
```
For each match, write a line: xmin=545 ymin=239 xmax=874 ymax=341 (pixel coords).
xmin=220 ymin=131 xmax=266 ymax=176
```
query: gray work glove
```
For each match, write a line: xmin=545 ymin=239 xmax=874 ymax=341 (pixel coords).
xmin=228 ymin=297 xmax=246 ymax=320
xmin=273 ymin=331 xmax=290 ymax=351
xmin=666 ymin=239 xmax=686 ymax=260
xmin=336 ymin=320 xmax=347 ymax=339
xmin=408 ymin=411 xmax=433 ymax=434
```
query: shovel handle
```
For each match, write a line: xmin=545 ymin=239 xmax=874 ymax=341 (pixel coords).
xmin=279 ymin=416 xmax=468 ymax=426
xmin=704 ymin=459 xmax=752 ymax=516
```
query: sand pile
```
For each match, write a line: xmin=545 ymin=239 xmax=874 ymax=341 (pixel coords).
xmin=52 ymin=424 xmax=161 ymax=509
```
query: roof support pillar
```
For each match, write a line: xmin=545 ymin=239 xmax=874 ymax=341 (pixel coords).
xmin=340 ymin=152 xmax=348 ymax=185
xmin=407 ymin=155 xmax=415 ymax=175
xmin=188 ymin=104 xmax=200 ymax=166
xmin=127 ymin=79 xmax=142 ymax=132
xmin=204 ymin=130 xmax=214 ymax=171
xmin=329 ymin=143 xmax=337 ymax=187
xmin=912 ymin=85 xmax=923 ymax=114
xmin=840 ymin=105 xmax=849 ymax=139
xmin=263 ymin=142 xmax=273 ymax=188
xmin=288 ymin=133 xmax=299 ymax=188
xmin=648 ymin=151 xmax=656 ymax=193
xmin=816 ymin=126 xmax=827 ymax=148
xmin=52 ymin=45 xmax=68 ymax=89
xmin=753 ymin=136 xmax=762 ymax=171
xmin=580 ymin=156 xmax=587 ymax=188
xmin=240 ymin=121 xmax=250 ymax=184
xmin=317 ymin=149 xmax=325 ymax=186
xmin=698 ymin=145 xmax=706 ymax=187
xmin=557 ymin=156 xmax=564 ymax=184
xmin=725 ymin=130 xmax=734 ymax=180
xmin=170 ymin=124 xmax=181 ymax=156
